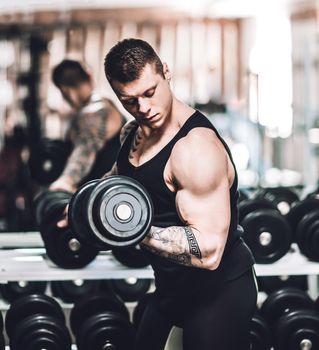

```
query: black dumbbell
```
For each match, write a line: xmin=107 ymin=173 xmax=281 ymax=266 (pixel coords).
xmin=34 ymin=189 xmax=99 ymax=268
xmin=286 ymin=197 xmax=319 ymax=240
xmin=112 ymin=244 xmax=150 ymax=268
xmin=5 ymin=293 xmax=72 ymax=350
xmin=68 ymin=175 xmax=153 ymax=250
xmin=260 ymin=287 xmax=319 ymax=350
xmin=294 ymin=207 xmax=319 ymax=262
xmin=51 ymin=279 xmax=101 ymax=303
xmin=254 ymin=187 xmax=299 ymax=215
xmin=250 ymin=311 xmax=272 ymax=350
xmin=70 ymin=292 xmax=134 ymax=350
xmin=257 ymin=275 xmax=308 ymax=294
xmin=239 ymin=198 xmax=292 ymax=263
xmin=0 ymin=281 xmax=47 ymax=303
xmin=28 ymin=138 xmax=72 ymax=185
xmin=102 ymin=278 xmax=152 ymax=302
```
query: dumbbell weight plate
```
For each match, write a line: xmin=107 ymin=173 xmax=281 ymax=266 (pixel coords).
xmin=28 ymin=139 xmax=72 ymax=185
xmin=105 ymin=278 xmax=152 ymax=302
xmin=254 ymin=187 xmax=299 ymax=215
xmin=75 ymin=312 xmax=134 ymax=350
xmin=250 ymin=312 xmax=272 ymax=350
xmin=51 ymin=280 xmax=101 ymax=303
xmin=286 ymin=197 xmax=319 ymax=241
xmin=42 ymin=206 xmax=99 ymax=269
xmin=241 ymin=209 xmax=292 ymax=263
xmin=260 ymin=287 xmax=315 ymax=326
xmin=238 ymin=198 xmax=278 ymax=224
xmin=68 ymin=179 xmax=102 ymax=249
xmin=5 ymin=294 xmax=65 ymax=339
xmin=0 ymin=281 xmax=47 ymax=303
xmin=296 ymin=210 xmax=319 ymax=261
xmin=257 ymin=275 xmax=308 ymax=294
xmin=275 ymin=309 xmax=319 ymax=350
xmin=87 ymin=176 xmax=153 ymax=248
xmin=112 ymin=245 xmax=150 ymax=268
xmin=70 ymin=293 xmax=130 ymax=337
xmin=10 ymin=314 xmax=72 ymax=350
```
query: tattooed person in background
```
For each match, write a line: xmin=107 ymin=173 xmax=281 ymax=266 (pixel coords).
xmin=102 ymin=38 xmax=258 ymax=350
xmin=49 ymin=59 xmax=125 ymax=193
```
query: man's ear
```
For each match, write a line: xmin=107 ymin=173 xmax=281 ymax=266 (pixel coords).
xmin=163 ymin=63 xmax=171 ymax=81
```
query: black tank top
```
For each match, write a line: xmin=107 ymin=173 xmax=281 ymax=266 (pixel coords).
xmin=117 ymin=110 xmax=254 ymax=297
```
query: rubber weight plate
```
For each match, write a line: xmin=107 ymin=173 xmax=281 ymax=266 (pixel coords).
xmin=254 ymin=187 xmax=299 ymax=215
xmin=68 ymin=179 xmax=102 ymax=249
xmin=296 ymin=209 xmax=319 ymax=261
xmin=105 ymin=278 xmax=152 ymax=302
xmin=0 ymin=281 xmax=47 ymax=303
xmin=238 ymin=198 xmax=278 ymax=224
xmin=87 ymin=176 xmax=153 ymax=248
xmin=275 ymin=309 xmax=319 ymax=350
xmin=10 ymin=314 xmax=71 ymax=350
xmin=257 ymin=275 xmax=308 ymax=294
xmin=250 ymin=312 xmax=272 ymax=350
xmin=51 ymin=279 xmax=101 ymax=303
xmin=241 ymin=209 xmax=292 ymax=263
xmin=70 ymin=292 xmax=129 ymax=336
xmin=286 ymin=197 xmax=319 ymax=241
xmin=112 ymin=244 xmax=150 ymax=268
xmin=28 ymin=139 xmax=72 ymax=185
xmin=260 ymin=287 xmax=315 ymax=326
xmin=5 ymin=293 xmax=65 ymax=338
xmin=75 ymin=312 xmax=134 ymax=350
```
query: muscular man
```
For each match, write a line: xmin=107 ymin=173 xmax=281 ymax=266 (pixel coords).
xmin=102 ymin=39 xmax=258 ymax=350
xmin=49 ymin=59 xmax=125 ymax=193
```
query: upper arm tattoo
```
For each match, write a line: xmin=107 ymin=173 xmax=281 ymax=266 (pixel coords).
xmin=141 ymin=225 xmax=203 ymax=267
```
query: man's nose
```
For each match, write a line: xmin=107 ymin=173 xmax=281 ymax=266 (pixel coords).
xmin=138 ymin=98 xmax=151 ymax=114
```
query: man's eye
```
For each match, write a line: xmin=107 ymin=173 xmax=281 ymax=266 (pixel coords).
xmin=145 ymin=90 xmax=155 ymax=98
xmin=123 ymin=99 xmax=136 ymax=106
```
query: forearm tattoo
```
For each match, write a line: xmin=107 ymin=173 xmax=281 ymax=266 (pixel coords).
xmin=141 ymin=226 xmax=203 ymax=267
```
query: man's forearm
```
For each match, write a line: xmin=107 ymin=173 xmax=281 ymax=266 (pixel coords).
xmin=140 ymin=225 xmax=204 ymax=268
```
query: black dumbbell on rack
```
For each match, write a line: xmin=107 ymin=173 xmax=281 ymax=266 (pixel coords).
xmin=250 ymin=311 xmax=272 ymax=350
xmin=51 ymin=279 xmax=101 ymax=303
xmin=5 ymin=293 xmax=72 ymax=350
xmin=0 ymin=281 xmax=47 ymax=303
xmin=70 ymin=292 xmax=134 ymax=350
xmin=238 ymin=198 xmax=293 ymax=263
xmin=260 ymin=287 xmax=319 ymax=350
xmin=253 ymin=187 xmax=299 ymax=215
xmin=28 ymin=138 xmax=72 ymax=186
xmin=286 ymin=197 xmax=319 ymax=262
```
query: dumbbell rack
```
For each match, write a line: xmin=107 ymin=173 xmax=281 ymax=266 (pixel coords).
xmin=0 ymin=232 xmax=318 ymax=350
xmin=0 ymin=232 xmax=317 ymax=294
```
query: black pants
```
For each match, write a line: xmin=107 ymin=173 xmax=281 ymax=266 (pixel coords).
xmin=135 ymin=268 xmax=258 ymax=350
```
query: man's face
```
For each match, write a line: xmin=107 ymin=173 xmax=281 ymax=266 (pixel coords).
xmin=59 ymin=85 xmax=82 ymax=109
xmin=111 ymin=63 xmax=173 ymax=129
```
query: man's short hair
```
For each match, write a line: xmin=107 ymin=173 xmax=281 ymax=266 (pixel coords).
xmin=52 ymin=59 xmax=90 ymax=88
xmin=104 ymin=38 xmax=164 ymax=83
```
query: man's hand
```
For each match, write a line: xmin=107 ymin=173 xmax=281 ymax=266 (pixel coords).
xmin=56 ymin=204 xmax=69 ymax=228
xmin=49 ymin=176 xmax=77 ymax=194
